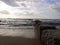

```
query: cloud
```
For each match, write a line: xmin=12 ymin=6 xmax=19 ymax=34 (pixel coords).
xmin=53 ymin=6 xmax=60 ymax=13
xmin=0 ymin=0 xmax=37 ymax=7
xmin=0 ymin=0 xmax=19 ymax=7
xmin=45 ymin=0 xmax=56 ymax=4
xmin=51 ymin=2 xmax=60 ymax=12
xmin=0 ymin=0 xmax=60 ymax=19
xmin=0 ymin=10 xmax=10 ymax=14
xmin=34 ymin=0 xmax=60 ymax=19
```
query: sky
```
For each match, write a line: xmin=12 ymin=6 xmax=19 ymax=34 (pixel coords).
xmin=0 ymin=0 xmax=60 ymax=19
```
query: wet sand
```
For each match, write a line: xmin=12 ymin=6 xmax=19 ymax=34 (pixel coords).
xmin=0 ymin=19 xmax=40 ymax=45
xmin=0 ymin=29 xmax=40 ymax=45
xmin=0 ymin=36 xmax=40 ymax=45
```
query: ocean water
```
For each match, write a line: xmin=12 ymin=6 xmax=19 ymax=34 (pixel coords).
xmin=0 ymin=19 xmax=35 ymax=38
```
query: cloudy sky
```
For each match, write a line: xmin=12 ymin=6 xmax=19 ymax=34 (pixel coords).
xmin=0 ymin=0 xmax=60 ymax=19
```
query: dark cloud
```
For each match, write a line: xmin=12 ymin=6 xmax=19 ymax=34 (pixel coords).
xmin=42 ymin=0 xmax=56 ymax=4
xmin=46 ymin=0 xmax=56 ymax=4
xmin=15 ymin=0 xmax=25 ymax=1
xmin=55 ymin=0 xmax=60 ymax=2
xmin=54 ymin=7 xmax=60 ymax=12
xmin=1 ymin=0 xmax=18 ymax=7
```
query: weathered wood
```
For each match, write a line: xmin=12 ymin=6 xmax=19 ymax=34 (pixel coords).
xmin=34 ymin=20 xmax=41 ymax=39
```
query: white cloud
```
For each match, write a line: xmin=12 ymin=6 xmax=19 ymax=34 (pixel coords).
xmin=0 ymin=10 xmax=9 ymax=14
xmin=0 ymin=0 xmax=38 ymax=18
xmin=0 ymin=0 xmax=60 ymax=19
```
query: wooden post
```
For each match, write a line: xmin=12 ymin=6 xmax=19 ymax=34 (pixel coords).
xmin=34 ymin=20 xmax=41 ymax=39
